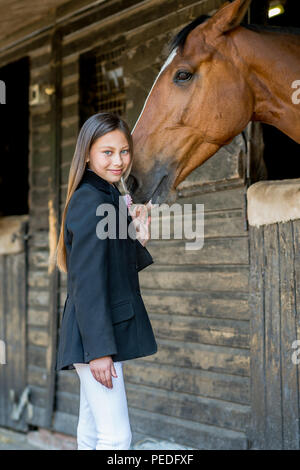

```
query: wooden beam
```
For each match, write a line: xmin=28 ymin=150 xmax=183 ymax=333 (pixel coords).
xmin=44 ymin=26 xmax=62 ymax=429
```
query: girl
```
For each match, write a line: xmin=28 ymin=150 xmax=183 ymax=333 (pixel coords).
xmin=55 ymin=112 xmax=158 ymax=450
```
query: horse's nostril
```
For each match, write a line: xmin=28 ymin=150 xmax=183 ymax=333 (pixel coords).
xmin=127 ymin=174 xmax=139 ymax=194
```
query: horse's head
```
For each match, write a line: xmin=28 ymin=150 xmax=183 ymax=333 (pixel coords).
xmin=129 ymin=0 xmax=254 ymax=203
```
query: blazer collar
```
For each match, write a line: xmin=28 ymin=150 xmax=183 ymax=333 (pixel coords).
xmin=81 ymin=167 xmax=112 ymax=194
xmin=81 ymin=167 xmax=133 ymax=223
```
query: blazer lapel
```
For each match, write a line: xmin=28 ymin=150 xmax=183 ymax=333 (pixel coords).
xmin=81 ymin=167 xmax=133 ymax=224
xmin=110 ymin=183 xmax=133 ymax=225
xmin=80 ymin=168 xmax=153 ymax=267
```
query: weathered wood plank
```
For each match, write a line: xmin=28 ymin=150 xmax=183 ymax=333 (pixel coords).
xmin=292 ymin=220 xmax=300 ymax=410
xmin=263 ymin=224 xmax=283 ymax=449
xmin=177 ymin=187 xmax=245 ymax=211
xmin=2 ymin=247 xmax=28 ymax=430
xmin=141 ymin=291 xmax=249 ymax=320
xmin=147 ymin=238 xmax=249 ymax=265
xmin=30 ymin=168 xmax=50 ymax=190
xmin=27 ymin=345 xmax=47 ymax=369
xmin=28 ymin=272 xmax=49 ymax=290
xmin=61 ymin=81 xmax=78 ymax=100
xmin=146 ymin=339 xmax=250 ymax=377
xmin=248 ymin=225 xmax=266 ymax=448
xmin=53 ymin=381 xmax=250 ymax=433
xmin=30 ymin=51 xmax=51 ymax=70
xmin=28 ymin=288 xmax=49 ymax=307
xmin=52 ymin=390 xmax=79 ymax=416
xmin=57 ymin=358 xmax=249 ymax=405
xmin=44 ymin=27 xmax=62 ymax=429
xmin=28 ymin=385 xmax=47 ymax=409
xmin=56 ymin=370 xmax=78 ymax=394
xmin=129 ymin=407 xmax=248 ymax=450
xmin=201 ymin=210 xmax=247 ymax=237
xmin=279 ymin=222 xmax=299 ymax=449
xmin=27 ymin=405 xmax=48 ymax=428
xmin=30 ymin=188 xmax=49 ymax=207
xmin=61 ymin=143 xmax=76 ymax=166
xmin=27 ymin=365 xmax=48 ymax=388
xmin=28 ymin=327 xmax=49 ymax=347
xmin=28 ymin=231 xmax=49 ymax=250
xmin=150 ymin=208 xmax=247 ymax=239
xmin=61 ymin=58 xmax=78 ymax=80
xmin=249 ymin=220 xmax=300 ymax=450
xmin=62 ymin=102 xmax=77 ymax=120
xmin=139 ymin=265 xmax=249 ymax=292
xmin=0 ymin=33 xmax=50 ymax=68
xmin=51 ymin=410 xmax=78 ymax=437
xmin=31 ymin=127 xmax=51 ymax=151
xmin=31 ymin=148 xmax=52 ymax=168
xmin=126 ymin=383 xmax=250 ymax=433
xmin=150 ymin=313 xmax=249 ymax=349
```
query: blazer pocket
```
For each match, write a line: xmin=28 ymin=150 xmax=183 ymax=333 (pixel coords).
xmin=111 ymin=300 xmax=135 ymax=324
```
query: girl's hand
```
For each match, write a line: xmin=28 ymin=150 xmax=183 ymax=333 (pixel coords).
xmin=129 ymin=200 xmax=153 ymax=246
xmin=89 ymin=356 xmax=118 ymax=389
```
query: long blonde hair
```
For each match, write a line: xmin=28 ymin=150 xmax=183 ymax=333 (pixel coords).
xmin=55 ymin=112 xmax=133 ymax=273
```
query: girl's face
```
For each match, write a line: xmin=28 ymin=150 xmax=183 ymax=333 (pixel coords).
xmin=87 ymin=129 xmax=131 ymax=185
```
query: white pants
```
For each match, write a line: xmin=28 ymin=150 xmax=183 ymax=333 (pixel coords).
xmin=73 ymin=361 xmax=132 ymax=450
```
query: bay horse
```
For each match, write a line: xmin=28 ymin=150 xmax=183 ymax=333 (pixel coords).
xmin=128 ymin=0 xmax=300 ymax=204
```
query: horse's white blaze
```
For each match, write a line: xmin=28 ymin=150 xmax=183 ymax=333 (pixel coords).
xmin=131 ymin=47 xmax=178 ymax=134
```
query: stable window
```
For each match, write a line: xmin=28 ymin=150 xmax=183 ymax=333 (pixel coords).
xmin=79 ymin=44 xmax=126 ymax=126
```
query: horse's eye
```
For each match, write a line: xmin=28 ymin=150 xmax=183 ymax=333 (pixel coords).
xmin=173 ymin=70 xmax=193 ymax=83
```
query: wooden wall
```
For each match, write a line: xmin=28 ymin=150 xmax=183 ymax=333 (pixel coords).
xmin=249 ymin=220 xmax=300 ymax=450
xmin=130 ymin=184 xmax=251 ymax=449
xmin=0 ymin=0 xmax=254 ymax=449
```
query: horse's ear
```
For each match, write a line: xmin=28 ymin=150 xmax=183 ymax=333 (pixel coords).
xmin=209 ymin=0 xmax=251 ymax=35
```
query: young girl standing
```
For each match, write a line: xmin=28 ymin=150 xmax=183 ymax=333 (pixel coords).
xmin=55 ymin=112 xmax=157 ymax=450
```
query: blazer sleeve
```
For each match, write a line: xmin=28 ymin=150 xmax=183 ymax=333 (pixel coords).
xmin=66 ymin=188 xmax=117 ymax=362
xmin=135 ymin=238 xmax=154 ymax=272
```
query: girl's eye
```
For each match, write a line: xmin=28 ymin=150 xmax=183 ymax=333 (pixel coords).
xmin=103 ymin=150 xmax=129 ymax=155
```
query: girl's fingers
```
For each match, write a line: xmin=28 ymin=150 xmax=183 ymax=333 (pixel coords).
xmin=111 ymin=363 xmax=118 ymax=378
xmin=130 ymin=204 xmax=152 ymax=246
xmin=94 ymin=370 xmax=102 ymax=384
xmin=105 ymin=369 xmax=113 ymax=389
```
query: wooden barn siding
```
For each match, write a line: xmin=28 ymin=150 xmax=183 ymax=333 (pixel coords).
xmin=26 ymin=40 xmax=55 ymax=429
xmin=249 ymin=220 xmax=300 ymax=450
xmin=0 ymin=0 xmax=252 ymax=449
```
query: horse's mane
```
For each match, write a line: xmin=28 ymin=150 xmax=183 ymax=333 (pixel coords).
xmin=169 ymin=14 xmax=300 ymax=54
xmin=169 ymin=15 xmax=211 ymax=54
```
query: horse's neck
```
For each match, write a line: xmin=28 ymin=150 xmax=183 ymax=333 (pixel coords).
xmin=236 ymin=28 xmax=300 ymax=143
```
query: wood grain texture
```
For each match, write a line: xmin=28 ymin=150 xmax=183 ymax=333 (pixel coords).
xmin=249 ymin=221 xmax=300 ymax=449
xmin=0 ymin=221 xmax=28 ymax=431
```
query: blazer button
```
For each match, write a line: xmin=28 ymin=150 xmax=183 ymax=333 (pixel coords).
xmin=85 ymin=352 xmax=89 ymax=357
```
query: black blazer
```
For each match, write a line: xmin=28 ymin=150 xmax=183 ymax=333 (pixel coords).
xmin=55 ymin=167 xmax=157 ymax=371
